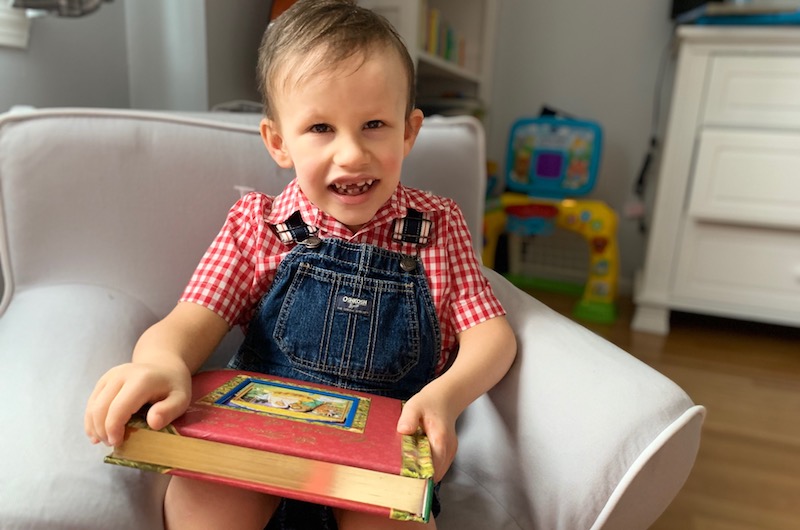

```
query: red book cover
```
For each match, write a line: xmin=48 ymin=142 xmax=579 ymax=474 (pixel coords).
xmin=106 ymin=369 xmax=434 ymax=522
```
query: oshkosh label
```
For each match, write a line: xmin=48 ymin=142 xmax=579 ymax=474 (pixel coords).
xmin=335 ymin=294 xmax=373 ymax=315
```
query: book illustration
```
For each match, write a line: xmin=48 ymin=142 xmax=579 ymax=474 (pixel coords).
xmin=198 ymin=374 xmax=370 ymax=433
xmin=229 ymin=381 xmax=349 ymax=421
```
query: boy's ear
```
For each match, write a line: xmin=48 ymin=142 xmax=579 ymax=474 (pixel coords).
xmin=260 ymin=118 xmax=293 ymax=168
xmin=403 ymin=109 xmax=424 ymax=157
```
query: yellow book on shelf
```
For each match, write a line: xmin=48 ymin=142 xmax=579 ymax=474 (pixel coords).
xmin=419 ymin=0 xmax=429 ymax=50
xmin=427 ymin=7 xmax=440 ymax=56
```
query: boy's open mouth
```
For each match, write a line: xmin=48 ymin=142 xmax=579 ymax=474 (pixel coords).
xmin=330 ymin=179 xmax=375 ymax=196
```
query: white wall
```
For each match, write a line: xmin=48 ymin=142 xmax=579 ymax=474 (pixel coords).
xmin=0 ymin=1 xmax=268 ymax=114
xmin=487 ymin=0 xmax=675 ymax=285
xmin=205 ymin=1 xmax=267 ymax=108
xmin=125 ymin=0 xmax=268 ymax=111
xmin=124 ymin=0 xmax=208 ymax=111
xmin=0 ymin=1 xmax=128 ymax=112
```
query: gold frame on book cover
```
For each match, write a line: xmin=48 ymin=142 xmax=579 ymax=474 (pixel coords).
xmin=198 ymin=375 xmax=371 ymax=433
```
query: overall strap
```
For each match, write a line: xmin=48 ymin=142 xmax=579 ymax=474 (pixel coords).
xmin=271 ymin=211 xmax=319 ymax=246
xmin=391 ymin=208 xmax=432 ymax=247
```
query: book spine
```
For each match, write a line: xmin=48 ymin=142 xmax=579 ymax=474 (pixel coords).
xmin=427 ymin=8 xmax=440 ymax=56
xmin=400 ymin=432 xmax=434 ymax=479
xmin=419 ymin=0 xmax=428 ymax=50
xmin=445 ymin=25 xmax=454 ymax=62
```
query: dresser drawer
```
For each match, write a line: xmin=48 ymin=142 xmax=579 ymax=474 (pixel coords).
xmin=703 ymin=55 xmax=800 ymax=128
xmin=673 ymin=222 xmax=800 ymax=315
xmin=688 ymin=128 xmax=800 ymax=228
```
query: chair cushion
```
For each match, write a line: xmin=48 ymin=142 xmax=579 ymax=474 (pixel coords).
xmin=0 ymin=284 xmax=166 ymax=530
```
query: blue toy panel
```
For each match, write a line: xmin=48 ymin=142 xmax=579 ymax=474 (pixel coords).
xmin=505 ymin=117 xmax=603 ymax=199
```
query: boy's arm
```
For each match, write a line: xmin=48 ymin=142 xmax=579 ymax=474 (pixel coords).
xmin=84 ymin=302 xmax=230 ymax=447
xmin=397 ymin=315 xmax=517 ymax=481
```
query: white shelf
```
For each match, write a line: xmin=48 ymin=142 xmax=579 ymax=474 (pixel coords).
xmin=418 ymin=51 xmax=481 ymax=83
xmin=358 ymin=0 xmax=497 ymax=114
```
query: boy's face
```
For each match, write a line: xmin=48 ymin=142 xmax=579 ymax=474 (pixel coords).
xmin=260 ymin=47 xmax=424 ymax=233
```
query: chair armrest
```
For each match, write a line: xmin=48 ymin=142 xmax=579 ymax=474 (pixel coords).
xmin=441 ymin=269 xmax=704 ymax=530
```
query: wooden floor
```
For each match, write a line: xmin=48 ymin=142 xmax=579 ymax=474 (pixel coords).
xmin=524 ymin=289 xmax=800 ymax=530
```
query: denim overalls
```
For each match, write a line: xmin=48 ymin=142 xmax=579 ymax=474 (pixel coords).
xmin=233 ymin=210 xmax=442 ymax=530
xmin=229 ymin=209 xmax=441 ymax=400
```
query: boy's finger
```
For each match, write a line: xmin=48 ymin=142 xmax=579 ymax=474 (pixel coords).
xmin=146 ymin=391 xmax=190 ymax=431
xmin=89 ymin=378 xmax=125 ymax=445
xmin=84 ymin=379 xmax=108 ymax=442
xmin=396 ymin=402 xmax=422 ymax=435
xmin=104 ymin=381 xmax=155 ymax=446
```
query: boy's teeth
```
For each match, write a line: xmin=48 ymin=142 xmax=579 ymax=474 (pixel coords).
xmin=333 ymin=179 xmax=375 ymax=195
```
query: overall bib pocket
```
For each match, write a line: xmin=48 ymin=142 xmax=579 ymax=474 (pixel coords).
xmin=274 ymin=262 xmax=422 ymax=384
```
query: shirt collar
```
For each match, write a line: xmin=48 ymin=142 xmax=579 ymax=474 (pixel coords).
xmin=264 ymin=179 xmax=317 ymax=226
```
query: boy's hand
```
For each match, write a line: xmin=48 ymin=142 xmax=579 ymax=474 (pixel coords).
xmin=396 ymin=317 xmax=517 ymax=483
xmin=84 ymin=361 xmax=192 ymax=447
xmin=397 ymin=386 xmax=458 ymax=482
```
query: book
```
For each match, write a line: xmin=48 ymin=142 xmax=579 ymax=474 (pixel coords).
xmin=427 ymin=8 xmax=440 ymax=56
xmin=105 ymin=369 xmax=434 ymax=523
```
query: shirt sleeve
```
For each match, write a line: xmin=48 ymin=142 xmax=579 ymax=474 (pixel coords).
xmin=442 ymin=200 xmax=506 ymax=333
xmin=180 ymin=193 xmax=274 ymax=327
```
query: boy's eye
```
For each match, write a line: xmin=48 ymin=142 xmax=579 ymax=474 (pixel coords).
xmin=364 ymin=120 xmax=384 ymax=130
xmin=309 ymin=123 xmax=332 ymax=133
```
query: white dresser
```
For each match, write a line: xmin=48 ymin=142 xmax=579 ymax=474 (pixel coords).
xmin=633 ymin=26 xmax=800 ymax=335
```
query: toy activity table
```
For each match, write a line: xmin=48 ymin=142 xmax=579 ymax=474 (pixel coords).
xmin=483 ymin=117 xmax=619 ymax=323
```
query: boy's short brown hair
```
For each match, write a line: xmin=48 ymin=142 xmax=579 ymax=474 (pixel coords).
xmin=257 ymin=0 xmax=416 ymax=119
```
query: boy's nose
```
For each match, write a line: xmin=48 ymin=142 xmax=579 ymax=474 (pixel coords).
xmin=333 ymin=134 xmax=369 ymax=168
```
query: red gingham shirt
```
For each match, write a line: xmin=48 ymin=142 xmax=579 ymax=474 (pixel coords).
xmin=180 ymin=180 xmax=505 ymax=373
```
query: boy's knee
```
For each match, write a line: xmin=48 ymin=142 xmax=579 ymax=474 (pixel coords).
xmin=164 ymin=477 xmax=279 ymax=530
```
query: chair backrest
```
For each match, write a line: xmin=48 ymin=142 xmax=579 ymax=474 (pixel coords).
xmin=0 ymin=109 xmax=485 ymax=318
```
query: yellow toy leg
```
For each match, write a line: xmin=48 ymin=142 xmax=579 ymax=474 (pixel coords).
xmin=556 ymin=199 xmax=618 ymax=324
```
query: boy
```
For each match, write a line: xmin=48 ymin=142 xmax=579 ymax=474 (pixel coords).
xmin=84 ymin=1 xmax=516 ymax=528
